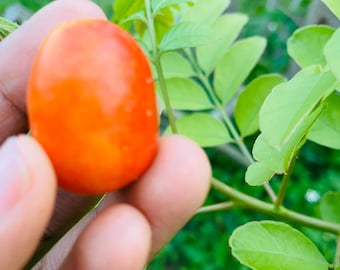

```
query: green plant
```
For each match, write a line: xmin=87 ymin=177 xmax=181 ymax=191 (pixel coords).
xmin=111 ymin=0 xmax=340 ymax=269
xmin=1 ymin=0 xmax=340 ymax=269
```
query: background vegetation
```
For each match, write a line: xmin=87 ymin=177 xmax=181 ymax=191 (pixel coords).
xmin=2 ymin=1 xmax=339 ymax=269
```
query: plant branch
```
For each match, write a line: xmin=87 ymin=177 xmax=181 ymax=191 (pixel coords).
xmin=185 ymin=50 xmax=277 ymax=202
xmin=211 ymin=178 xmax=340 ymax=235
xmin=144 ymin=0 xmax=177 ymax=133
xmin=274 ymin=155 xmax=297 ymax=209
xmin=197 ymin=201 xmax=235 ymax=214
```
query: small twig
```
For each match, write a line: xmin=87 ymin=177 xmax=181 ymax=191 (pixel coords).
xmin=197 ymin=201 xmax=235 ymax=214
xmin=211 ymin=178 xmax=340 ymax=235
xmin=144 ymin=0 xmax=178 ymax=133
xmin=274 ymin=155 xmax=297 ymax=209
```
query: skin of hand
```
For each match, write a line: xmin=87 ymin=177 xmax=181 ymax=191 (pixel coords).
xmin=0 ymin=1 xmax=211 ymax=270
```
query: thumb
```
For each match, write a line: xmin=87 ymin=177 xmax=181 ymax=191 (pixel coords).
xmin=0 ymin=135 xmax=57 ymax=270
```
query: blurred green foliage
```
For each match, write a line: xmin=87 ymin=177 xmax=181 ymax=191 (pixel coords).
xmin=0 ymin=0 xmax=113 ymax=17
xmin=2 ymin=0 xmax=339 ymax=269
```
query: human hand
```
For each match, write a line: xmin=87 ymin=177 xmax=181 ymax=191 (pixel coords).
xmin=0 ymin=1 xmax=211 ymax=269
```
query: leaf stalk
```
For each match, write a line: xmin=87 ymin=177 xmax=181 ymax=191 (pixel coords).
xmin=274 ymin=155 xmax=297 ymax=209
xmin=144 ymin=0 xmax=178 ymax=133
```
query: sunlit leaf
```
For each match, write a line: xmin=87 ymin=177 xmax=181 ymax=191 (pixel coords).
xmin=230 ymin=221 xmax=328 ymax=270
xmin=196 ymin=13 xmax=248 ymax=75
xmin=320 ymin=192 xmax=340 ymax=223
xmin=245 ymin=162 xmax=275 ymax=186
xmin=325 ymin=28 xmax=340 ymax=82
xmin=308 ymin=92 xmax=340 ymax=150
xmin=260 ymin=67 xmax=337 ymax=150
xmin=151 ymin=0 xmax=194 ymax=13
xmin=182 ymin=0 xmax=230 ymax=25
xmin=235 ymin=74 xmax=286 ymax=138
xmin=153 ymin=7 xmax=176 ymax=43
xmin=322 ymin=0 xmax=340 ymax=20
xmin=252 ymin=134 xmax=287 ymax=174
xmin=254 ymin=106 xmax=323 ymax=174
xmin=160 ymin=51 xmax=195 ymax=78
xmin=165 ymin=113 xmax=232 ymax=147
xmin=119 ymin=10 xmax=147 ymax=25
xmin=287 ymin=25 xmax=335 ymax=68
xmin=159 ymin=22 xmax=211 ymax=53
xmin=214 ymin=36 xmax=266 ymax=105
xmin=113 ymin=0 xmax=144 ymax=23
xmin=157 ymin=78 xmax=213 ymax=110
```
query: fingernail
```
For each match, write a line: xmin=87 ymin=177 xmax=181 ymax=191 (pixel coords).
xmin=0 ymin=137 xmax=31 ymax=216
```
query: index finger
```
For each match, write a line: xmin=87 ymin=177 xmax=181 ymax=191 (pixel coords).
xmin=0 ymin=0 xmax=107 ymax=143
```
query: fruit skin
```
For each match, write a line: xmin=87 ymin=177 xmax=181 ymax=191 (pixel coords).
xmin=27 ymin=19 xmax=158 ymax=195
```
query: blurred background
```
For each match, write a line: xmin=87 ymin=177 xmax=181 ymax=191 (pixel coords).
xmin=2 ymin=1 xmax=340 ymax=269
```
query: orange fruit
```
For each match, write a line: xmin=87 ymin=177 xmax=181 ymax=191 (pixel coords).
xmin=27 ymin=19 xmax=158 ymax=194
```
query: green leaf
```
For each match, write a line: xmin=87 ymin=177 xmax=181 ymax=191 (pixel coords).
xmin=260 ymin=67 xmax=337 ymax=150
xmin=320 ymin=192 xmax=340 ymax=223
xmin=157 ymin=78 xmax=213 ymax=110
xmin=0 ymin=17 xmax=19 ymax=41
xmin=160 ymin=51 xmax=195 ymax=78
xmin=119 ymin=10 xmax=147 ymax=25
xmin=153 ymin=7 xmax=176 ymax=43
xmin=133 ymin=7 xmax=177 ymax=43
xmin=252 ymin=134 xmax=290 ymax=174
xmin=113 ymin=0 xmax=144 ymax=23
xmin=322 ymin=0 xmax=340 ymax=20
xmin=254 ymin=106 xmax=323 ymax=174
xmin=230 ymin=221 xmax=329 ymax=270
xmin=182 ymin=0 xmax=230 ymax=25
xmin=245 ymin=162 xmax=275 ymax=186
xmin=165 ymin=113 xmax=232 ymax=147
xmin=235 ymin=74 xmax=286 ymax=138
xmin=325 ymin=28 xmax=340 ymax=82
xmin=214 ymin=36 xmax=266 ymax=105
xmin=196 ymin=13 xmax=248 ymax=75
xmin=159 ymin=22 xmax=211 ymax=53
xmin=308 ymin=92 xmax=340 ymax=150
xmin=287 ymin=25 xmax=335 ymax=68
xmin=151 ymin=0 xmax=194 ymax=13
